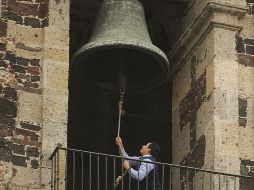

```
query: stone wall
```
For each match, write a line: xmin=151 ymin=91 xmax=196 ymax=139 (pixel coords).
xmin=0 ymin=0 xmax=69 ymax=189
xmin=237 ymin=1 xmax=254 ymax=188
xmin=171 ymin=30 xmax=214 ymax=189
xmin=170 ymin=0 xmax=253 ymax=189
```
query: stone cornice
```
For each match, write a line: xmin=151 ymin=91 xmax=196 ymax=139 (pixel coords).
xmin=168 ymin=1 xmax=248 ymax=79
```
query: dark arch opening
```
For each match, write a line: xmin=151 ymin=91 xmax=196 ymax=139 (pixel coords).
xmin=67 ymin=0 xmax=185 ymax=189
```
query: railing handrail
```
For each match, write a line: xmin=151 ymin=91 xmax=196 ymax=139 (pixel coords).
xmin=49 ymin=146 xmax=254 ymax=180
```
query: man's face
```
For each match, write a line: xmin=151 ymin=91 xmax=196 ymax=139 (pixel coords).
xmin=140 ymin=143 xmax=151 ymax=156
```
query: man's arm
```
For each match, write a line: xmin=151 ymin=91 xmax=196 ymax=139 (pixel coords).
xmin=123 ymin=158 xmax=154 ymax=181
xmin=116 ymin=137 xmax=130 ymax=157
xmin=116 ymin=137 xmax=139 ymax=166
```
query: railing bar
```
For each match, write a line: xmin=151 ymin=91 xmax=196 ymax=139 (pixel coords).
xmin=234 ymin=177 xmax=236 ymax=190
xmin=54 ymin=155 xmax=57 ymax=190
xmin=51 ymin=157 xmax=54 ymax=190
xmin=64 ymin=150 xmax=67 ymax=190
xmin=187 ymin=168 xmax=189 ymax=190
xmin=57 ymin=150 xmax=60 ymax=190
xmin=153 ymin=163 xmax=155 ymax=190
xmin=51 ymin=147 xmax=254 ymax=180
xmin=210 ymin=172 xmax=212 ymax=190
xmin=122 ymin=158 xmax=124 ymax=190
xmin=81 ymin=152 xmax=84 ymax=190
xmin=202 ymin=172 xmax=204 ymax=190
xmin=73 ymin=151 xmax=75 ymax=190
xmin=226 ymin=176 xmax=228 ymax=190
xmin=89 ymin=154 xmax=92 ymax=190
xmin=146 ymin=163 xmax=148 ymax=190
xmin=162 ymin=165 xmax=165 ymax=190
xmin=105 ymin=156 xmax=108 ymax=190
xmin=129 ymin=170 xmax=131 ymax=190
xmin=179 ymin=168 xmax=180 ymax=190
xmin=113 ymin=157 xmax=116 ymax=189
xmin=49 ymin=147 xmax=59 ymax=160
xmin=97 ymin=155 xmax=100 ymax=190
xmin=219 ymin=174 xmax=221 ymax=190
xmin=193 ymin=170 xmax=196 ymax=190
xmin=169 ymin=167 xmax=172 ymax=190
xmin=137 ymin=160 xmax=139 ymax=190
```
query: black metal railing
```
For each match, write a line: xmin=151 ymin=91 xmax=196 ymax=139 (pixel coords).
xmin=49 ymin=147 xmax=254 ymax=190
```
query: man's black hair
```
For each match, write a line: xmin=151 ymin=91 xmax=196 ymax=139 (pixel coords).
xmin=148 ymin=142 xmax=160 ymax=158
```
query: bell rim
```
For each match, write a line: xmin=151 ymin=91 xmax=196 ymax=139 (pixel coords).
xmin=71 ymin=40 xmax=169 ymax=94
xmin=72 ymin=40 xmax=169 ymax=65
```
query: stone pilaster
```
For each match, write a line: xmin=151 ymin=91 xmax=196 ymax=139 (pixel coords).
xmin=40 ymin=0 xmax=69 ymax=189
xmin=170 ymin=1 xmax=248 ymax=189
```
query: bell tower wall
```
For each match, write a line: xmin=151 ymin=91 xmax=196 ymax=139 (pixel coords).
xmin=0 ymin=0 xmax=69 ymax=189
xmin=170 ymin=0 xmax=254 ymax=189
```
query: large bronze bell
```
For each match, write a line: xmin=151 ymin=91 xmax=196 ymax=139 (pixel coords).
xmin=71 ymin=0 xmax=169 ymax=93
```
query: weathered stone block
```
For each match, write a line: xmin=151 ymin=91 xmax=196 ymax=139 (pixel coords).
xmin=38 ymin=2 xmax=49 ymax=18
xmin=12 ymin=155 xmax=27 ymax=167
xmin=0 ymin=43 xmax=6 ymax=51
xmin=30 ymin=59 xmax=40 ymax=66
xmin=238 ymin=54 xmax=254 ymax=67
xmin=0 ymin=60 xmax=8 ymax=68
xmin=180 ymin=72 xmax=206 ymax=130
xmin=246 ymin=45 xmax=254 ymax=55
xmin=2 ymin=11 xmax=23 ymax=24
xmin=0 ymin=147 xmax=12 ymax=162
xmin=0 ymin=98 xmax=17 ymax=117
xmin=12 ymin=139 xmax=40 ymax=147
xmin=239 ymin=117 xmax=247 ymax=127
xmin=24 ymin=81 xmax=39 ymax=88
xmin=41 ymin=87 xmax=67 ymax=159
xmin=8 ymin=0 xmax=39 ymax=17
xmin=44 ymin=27 xmax=69 ymax=47
xmin=24 ymin=17 xmax=41 ymax=28
xmin=11 ymin=64 xmax=26 ymax=74
xmin=7 ymin=20 xmax=44 ymax=49
xmin=244 ymin=38 xmax=254 ymax=45
xmin=12 ymin=144 xmax=25 ymax=155
xmin=239 ymin=97 xmax=247 ymax=117
xmin=30 ymin=159 xmax=39 ymax=169
xmin=41 ymin=17 xmax=49 ymax=27
xmin=172 ymin=62 xmax=191 ymax=109
xmin=10 ymin=165 xmax=40 ymax=188
xmin=206 ymin=63 xmax=214 ymax=98
xmin=48 ymin=7 xmax=69 ymax=30
xmin=40 ymin=167 xmax=51 ymax=189
xmin=239 ymin=128 xmax=254 ymax=159
xmin=236 ymin=36 xmax=245 ymax=53
xmin=30 ymin=76 xmax=40 ymax=82
xmin=27 ymin=66 xmax=40 ymax=76
xmin=3 ymin=87 xmax=17 ymax=101
xmin=17 ymin=91 xmax=42 ymax=124
xmin=0 ymin=20 xmax=7 ymax=36
xmin=16 ymin=57 xmax=29 ymax=67
xmin=5 ymin=51 xmax=16 ymax=63
xmin=20 ymin=121 xmax=41 ymax=131
xmin=26 ymin=147 xmax=39 ymax=157
xmin=15 ymin=128 xmax=39 ymax=142
xmin=43 ymin=60 xmax=68 ymax=91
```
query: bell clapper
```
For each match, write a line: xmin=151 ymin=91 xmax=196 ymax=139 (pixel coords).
xmin=117 ymin=88 xmax=125 ymax=137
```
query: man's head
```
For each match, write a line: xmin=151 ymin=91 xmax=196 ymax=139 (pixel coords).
xmin=140 ymin=142 xmax=160 ymax=158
